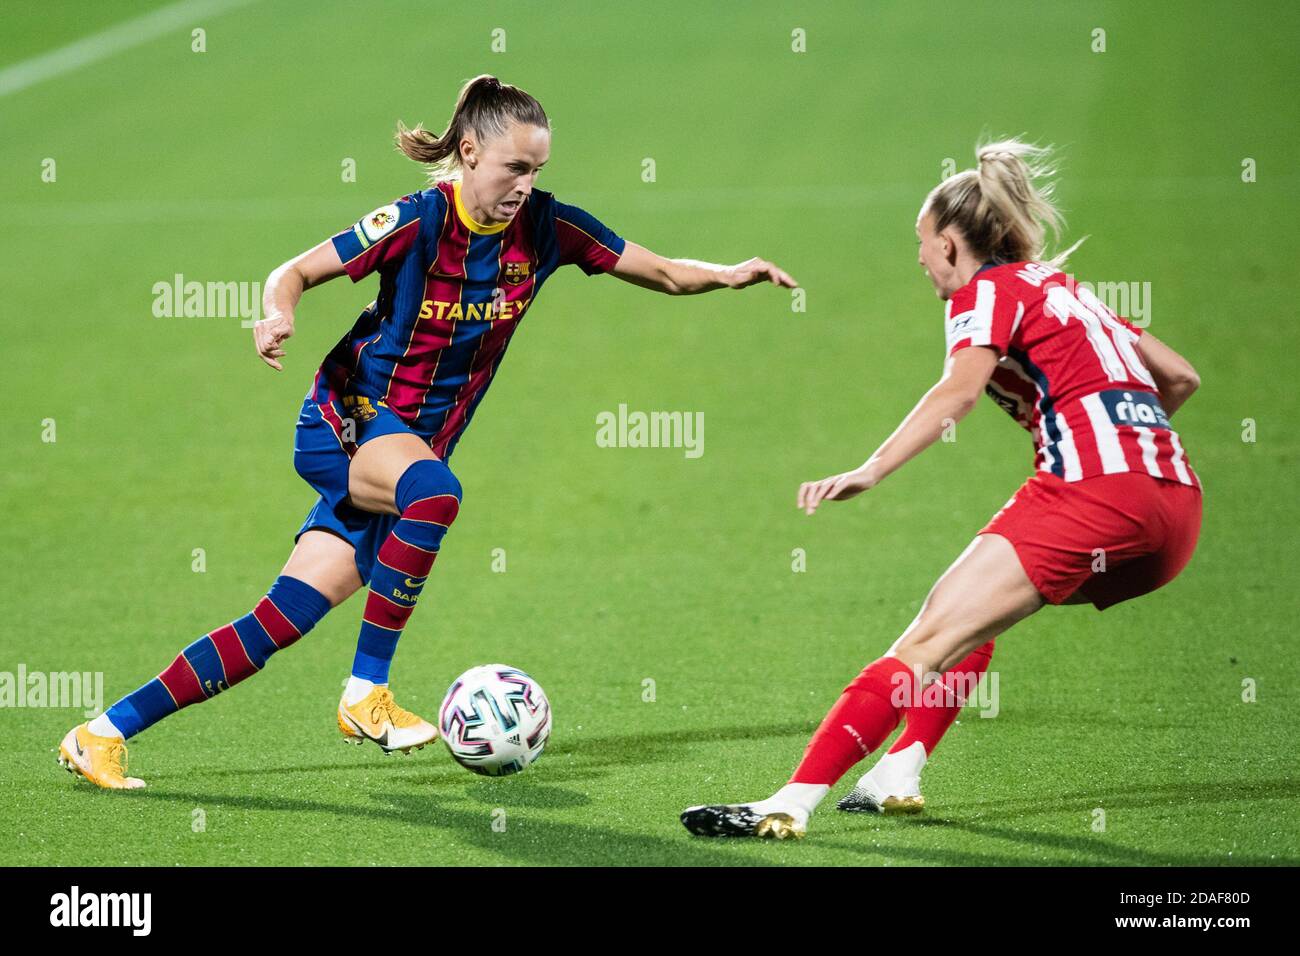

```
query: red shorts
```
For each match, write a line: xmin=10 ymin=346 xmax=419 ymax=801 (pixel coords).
xmin=980 ymin=472 xmax=1202 ymax=610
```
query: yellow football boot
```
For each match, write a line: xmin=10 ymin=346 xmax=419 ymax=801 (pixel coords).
xmin=57 ymin=723 xmax=145 ymax=790
xmin=337 ymin=686 xmax=437 ymax=755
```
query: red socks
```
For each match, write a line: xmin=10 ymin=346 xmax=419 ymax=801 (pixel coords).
xmin=888 ymin=640 xmax=994 ymax=756
xmin=789 ymin=656 xmax=913 ymax=786
xmin=788 ymin=642 xmax=997 ymax=786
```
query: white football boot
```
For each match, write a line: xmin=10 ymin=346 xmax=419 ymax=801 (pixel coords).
xmin=837 ymin=740 xmax=927 ymax=814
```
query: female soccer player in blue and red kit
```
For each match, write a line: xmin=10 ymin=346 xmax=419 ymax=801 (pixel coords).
xmin=682 ymin=139 xmax=1202 ymax=838
xmin=59 ymin=75 xmax=796 ymax=789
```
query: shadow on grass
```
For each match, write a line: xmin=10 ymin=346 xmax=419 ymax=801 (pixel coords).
xmin=157 ymin=719 xmax=816 ymax=781
xmin=101 ymin=724 xmax=1299 ymax=866
xmin=119 ymin=721 xmax=823 ymax=865
xmin=131 ymin=783 xmax=781 ymax=867
xmin=807 ymin=829 xmax=1044 ymax=867
xmin=808 ymin=777 xmax=1300 ymax=866
xmin=901 ymin=817 xmax=1294 ymax=866
xmin=943 ymin=775 xmax=1300 ymax=823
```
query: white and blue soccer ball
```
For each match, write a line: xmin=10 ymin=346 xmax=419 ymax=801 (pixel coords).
xmin=439 ymin=664 xmax=552 ymax=776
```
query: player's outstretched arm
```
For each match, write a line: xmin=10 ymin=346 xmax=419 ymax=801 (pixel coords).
xmin=1136 ymin=331 xmax=1200 ymax=417
xmin=610 ymin=241 xmax=797 ymax=295
xmin=797 ymin=346 xmax=998 ymax=515
xmin=254 ymin=240 xmax=348 ymax=371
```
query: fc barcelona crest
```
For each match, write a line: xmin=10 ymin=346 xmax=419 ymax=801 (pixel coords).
xmin=504 ymin=260 xmax=531 ymax=286
xmin=342 ymin=394 xmax=378 ymax=422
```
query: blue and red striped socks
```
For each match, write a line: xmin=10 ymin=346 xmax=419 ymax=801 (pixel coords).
xmin=98 ymin=461 xmax=462 ymax=740
xmin=351 ymin=459 xmax=461 ymax=684
xmin=102 ymin=575 xmax=332 ymax=739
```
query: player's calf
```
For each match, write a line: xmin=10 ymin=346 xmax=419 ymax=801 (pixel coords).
xmin=57 ymin=575 xmax=334 ymax=790
xmin=839 ymin=640 xmax=996 ymax=815
xmin=337 ymin=459 xmax=459 ymax=754
xmin=349 ymin=459 xmax=461 ymax=696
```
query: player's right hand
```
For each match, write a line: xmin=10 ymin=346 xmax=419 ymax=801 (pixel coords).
xmin=725 ymin=257 xmax=798 ymax=290
xmin=254 ymin=312 xmax=294 ymax=371
xmin=797 ymin=466 xmax=878 ymax=515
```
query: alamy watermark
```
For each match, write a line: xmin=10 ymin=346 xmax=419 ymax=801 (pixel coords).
xmin=889 ymin=663 xmax=1000 ymax=718
xmin=595 ymin=404 xmax=704 ymax=459
xmin=152 ymin=273 xmax=262 ymax=327
xmin=49 ymin=886 xmax=150 ymax=936
xmin=0 ymin=665 xmax=103 ymax=716
xmin=1015 ymin=262 xmax=1153 ymax=328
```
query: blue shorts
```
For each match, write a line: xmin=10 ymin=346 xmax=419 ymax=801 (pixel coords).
xmin=293 ymin=395 xmax=422 ymax=586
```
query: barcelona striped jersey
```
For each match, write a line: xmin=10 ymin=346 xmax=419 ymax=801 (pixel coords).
xmin=310 ymin=180 xmax=625 ymax=459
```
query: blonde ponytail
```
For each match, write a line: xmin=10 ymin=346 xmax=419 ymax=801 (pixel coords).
xmin=395 ymin=74 xmax=549 ymax=181
xmin=924 ymin=137 xmax=1084 ymax=268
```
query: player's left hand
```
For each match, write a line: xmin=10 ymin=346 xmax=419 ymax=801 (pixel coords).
xmin=725 ymin=257 xmax=798 ymax=290
xmin=797 ymin=466 xmax=877 ymax=515
xmin=253 ymin=311 xmax=295 ymax=371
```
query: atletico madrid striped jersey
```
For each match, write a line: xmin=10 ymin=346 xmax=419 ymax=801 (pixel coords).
xmin=310 ymin=180 xmax=625 ymax=459
xmin=945 ymin=261 xmax=1197 ymax=487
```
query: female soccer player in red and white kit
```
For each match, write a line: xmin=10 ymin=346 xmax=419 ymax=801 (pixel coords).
xmin=58 ymin=75 xmax=796 ymax=789
xmin=682 ymin=139 xmax=1202 ymax=839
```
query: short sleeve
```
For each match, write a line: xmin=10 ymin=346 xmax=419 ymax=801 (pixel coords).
xmin=945 ymin=278 xmax=1022 ymax=358
xmin=331 ymin=194 xmax=424 ymax=282
xmin=553 ymin=200 xmax=625 ymax=275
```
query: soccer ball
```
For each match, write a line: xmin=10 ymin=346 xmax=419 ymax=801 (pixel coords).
xmin=438 ymin=664 xmax=552 ymax=776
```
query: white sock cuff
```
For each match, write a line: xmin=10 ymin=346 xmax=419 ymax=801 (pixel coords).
xmin=87 ymin=714 xmax=124 ymax=739
xmin=344 ymin=677 xmax=383 ymax=706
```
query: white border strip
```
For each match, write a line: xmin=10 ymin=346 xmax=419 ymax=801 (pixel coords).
xmin=0 ymin=0 xmax=257 ymax=99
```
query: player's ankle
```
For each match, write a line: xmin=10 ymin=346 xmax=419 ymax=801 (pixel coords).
xmin=87 ymin=714 xmax=125 ymax=739
xmin=343 ymin=676 xmax=386 ymax=706
xmin=753 ymin=782 xmax=829 ymax=819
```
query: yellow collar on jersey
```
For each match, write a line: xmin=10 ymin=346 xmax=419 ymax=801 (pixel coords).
xmin=453 ymin=181 xmax=510 ymax=235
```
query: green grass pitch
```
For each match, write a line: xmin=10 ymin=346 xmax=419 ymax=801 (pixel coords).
xmin=1 ymin=0 xmax=1297 ymax=866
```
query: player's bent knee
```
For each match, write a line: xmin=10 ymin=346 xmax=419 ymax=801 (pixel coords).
xmin=395 ymin=458 xmax=462 ymax=526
